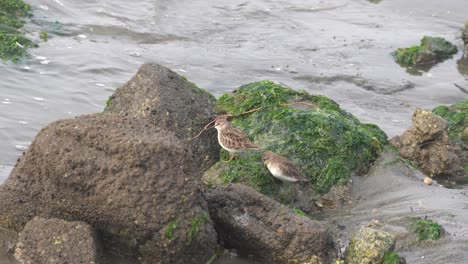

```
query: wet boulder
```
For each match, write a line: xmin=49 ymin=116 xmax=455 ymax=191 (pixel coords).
xmin=345 ymin=228 xmax=397 ymax=264
xmin=391 ymin=108 xmax=464 ymax=177
xmin=394 ymin=36 xmax=457 ymax=69
xmin=0 ymin=64 xmax=218 ymax=263
xmin=15 ymin=217 xmax=98 ymax=264
xmin=204 ymin=184 xmax=337 ymax=264
xmin=203 ymin=80 xmax=387 ymax=213
xmin=105 ymin=63 xmax=219 ymax=171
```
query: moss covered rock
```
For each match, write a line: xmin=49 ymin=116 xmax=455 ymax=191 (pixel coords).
xmin=345 ymin=228 xmax=396 ymax=264
xmin=432 ymin=100 xmax=468 ymax=146
xmin=394 ymin=36 xmax=457 ymax=68
xmin=204 ymin=81 xmax=387 ymax=211
xmin=0 ymin=0 xmax=37 ymax=62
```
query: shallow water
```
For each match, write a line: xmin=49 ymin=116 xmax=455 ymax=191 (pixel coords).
xmin=0 ymin=0 xmax=467 ymax=263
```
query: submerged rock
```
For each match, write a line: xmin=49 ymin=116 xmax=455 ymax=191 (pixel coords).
xmin=204 ymin=184 xmax=337 ymax=264
xmin=345 ymin=228 xmax=396 ymax=264
xmin=394 ymin=36 xmax=457 ymax=69
xmin=204 ymin=80 xmax=387 ymax=212
xmin=0 ymin=64 xmax=218 ymax=263
xmin=391 ymin=108 xmax=464 ymax=177
xmin=15 ymin=217 xmax=98 ymax=264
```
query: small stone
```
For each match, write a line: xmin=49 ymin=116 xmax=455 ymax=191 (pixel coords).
xmin=424 ymin=177 xmax=433 ymax=185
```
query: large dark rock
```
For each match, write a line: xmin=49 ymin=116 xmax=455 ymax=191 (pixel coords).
xmin=15 ymin=217 xmax=98 ymax=264
xmin=204 ymin=184 xmax=337 ymax=264
xmin=391 ymin=108 xmax=464 ymax=177
xmin=105 ymin=63 xmax=219 ymax=171
xmin=0 ymin=64 xmax=218 ymax=263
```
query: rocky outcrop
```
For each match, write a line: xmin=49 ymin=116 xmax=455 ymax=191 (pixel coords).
xmin=0 ymin=64 xmax=218 ymax=263
xmin=105 ymin=63 xmax=219 ymax=171
xmin=345 ymin=228 xmax=398 ymax=264
xmin=391 ymin=108 xmax=464 ymax=177
xmin=394 ymin=36 xmax=458 ymax=69
xmin=15 ymin=217 xmax=98 ymax=264
xmin=204 ymin=80 xmax=387 ymax=213
xmin=204 ymin=184 xmax=337 ymax=264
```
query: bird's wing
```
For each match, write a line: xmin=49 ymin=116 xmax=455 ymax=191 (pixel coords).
xmin=222 ymin=128 xmax=260 ymax=150
xmin=278 ymin=161 xmax=309 ymax=182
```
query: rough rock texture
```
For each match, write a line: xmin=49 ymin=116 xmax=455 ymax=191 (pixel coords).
xmin=0 ymin=227 xmax=16 ymax=261
xmin=15 ymin=217 xmax=98 ymax=264
xmin=105 ymin=63 xmax=219 ymax=171
xmin=345 ymin=228 xmax=395 ymax=264
xmin=0 ymin=64 xmax=218 ymax=263
xmin=391 ymin=108 xmax=464 ymax=177
xmin=204 ymin=184 xmax=337 ymax=264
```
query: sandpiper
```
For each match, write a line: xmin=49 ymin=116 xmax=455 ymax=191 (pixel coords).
xmin=262 ymin=151 xmax=309 ymax=182
xmin=213 ymin=118 xmax=260 ymax=161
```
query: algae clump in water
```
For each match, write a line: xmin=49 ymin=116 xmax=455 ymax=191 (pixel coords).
xmin=209 ymin=81 xmax=387 ymax=198
xmin=0 ymin=0 xmax=37 ymax=62
xmin=410 ymin=217 xmax=442 ymax=240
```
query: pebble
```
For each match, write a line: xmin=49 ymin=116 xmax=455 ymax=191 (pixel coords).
xmin=424 ymin=177 xmax=433 ymax=185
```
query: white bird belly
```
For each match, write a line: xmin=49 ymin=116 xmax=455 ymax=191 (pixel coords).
xmin=267 ymin=164 xmax=299 ymax=182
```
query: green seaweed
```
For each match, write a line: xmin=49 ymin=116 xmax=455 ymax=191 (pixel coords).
xmin=187 ymin=214 xmax=208 ymax=245
xmin=383 ymin=251 xmax=402 ymax=264
xmin=40 ymin=31 xmax=48 ymax=41
xmin=0 ymin=0 xmax=37 ymax=62
xmin=432 ymin=100 xmax=467 ymax=145
xmin=165 ymin=220 xmax=178 ymax=240
xmin=394 ymin=45 xmax=422 ymax=65
xmin=409 ymin=217 xmax=442 ymax=240
xmin=104 ymin=96 xmax=113 ymax=110
xmin=213 ymin=81 xmax=387 ymax=194
xmin=292 ymin=208 xmax=307 ymax=216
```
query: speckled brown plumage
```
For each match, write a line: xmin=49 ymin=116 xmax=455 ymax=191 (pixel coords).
xmin=262 ymin=151 xmax=309 ymax=182
xmin=214 ymin=119 xmax=260 ymax=160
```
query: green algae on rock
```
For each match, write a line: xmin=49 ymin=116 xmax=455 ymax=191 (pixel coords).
xmin=394 ymin=36 xmax=457 ymax=68
xmin=345 ymin=228 xmax=396 ymax=264
xmin=409 ymin=217 xmax=442 ymax=241
xmin=432 ymin=100 xmax=468 ymax=146
xmin=0 ymin=0 xmax=37 ymax=62
xmin=207 ymin=81 xmax=387 ymax=199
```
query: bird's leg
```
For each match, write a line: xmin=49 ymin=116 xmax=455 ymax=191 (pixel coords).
xmin=228 ymin=154 xmax=235 ymax=162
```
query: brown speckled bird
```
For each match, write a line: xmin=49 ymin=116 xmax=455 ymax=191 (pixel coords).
xmin=262 ymin=151 xmax=309 ymax=182
xmin=214 ymin=118 xmax=260 ymax=161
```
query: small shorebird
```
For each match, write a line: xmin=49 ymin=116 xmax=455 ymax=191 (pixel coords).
xmin=262 ymin=151 xmax=309 ymax=182
xmin=213 ymin=118 xmax=260 ymax=161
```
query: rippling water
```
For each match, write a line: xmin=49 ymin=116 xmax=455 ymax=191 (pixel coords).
xmin=0 ymin=0 xmax=467 ymax=263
